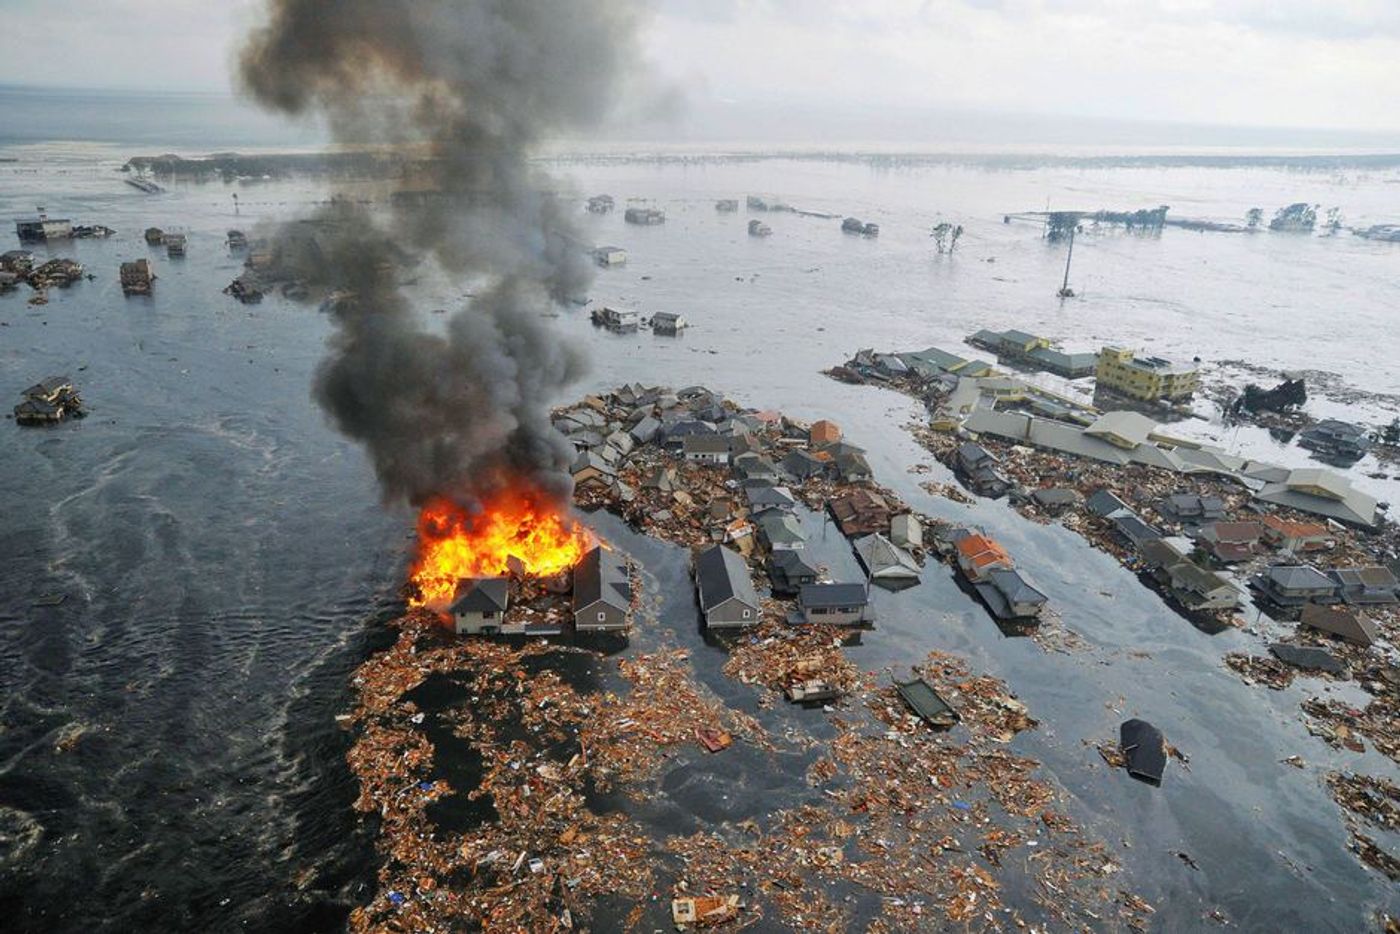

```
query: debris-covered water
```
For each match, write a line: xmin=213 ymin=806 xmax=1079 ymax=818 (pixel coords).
xmin=2 ymin=126 xmax=1399 ymax=931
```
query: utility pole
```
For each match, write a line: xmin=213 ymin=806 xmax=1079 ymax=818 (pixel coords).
xmin=1058 ymin=226 xmax=1076 ymax=298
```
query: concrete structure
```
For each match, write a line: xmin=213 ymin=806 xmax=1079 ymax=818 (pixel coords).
xmin=1095 ymin=346 xmax=1200 ymax=401
xmin=573 ymin=546 xmax=632 ymax=631
xmin=694 ymin=544 xmax=760 ymax=628
xmin=797 ymin=583 xmax=874 ymax=626
xmin=451 ymin=578 xmax=511 ymax=635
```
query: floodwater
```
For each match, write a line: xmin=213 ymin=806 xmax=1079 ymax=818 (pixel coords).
xmin=2 ymin=124 xmax=1399 ymax=932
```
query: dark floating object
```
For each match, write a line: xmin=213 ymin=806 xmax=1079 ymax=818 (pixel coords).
xmin=1120 ymin=718 xmax=1167 ymax=786
xmin=1269 ymin=643 xmax=1345 ymax=675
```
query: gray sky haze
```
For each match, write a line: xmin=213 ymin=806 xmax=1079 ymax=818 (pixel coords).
xmin=2 ymin=0 xmax=1398 ymax=143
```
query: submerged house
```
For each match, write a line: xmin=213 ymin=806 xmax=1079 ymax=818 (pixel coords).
xmin=572 ymin=546 xmax=632 ymax=631
xmin=955 ymin=442 xmax=1011 ymax=498
xmin=451 ymin=578 xmax=511 ymax=635
xmin=796 ymin=583 xmax=874 ymax=626
xmin=1252 ymin=564 xmax=1339 ymax=607
xmin=1258 ymin=515 xmax=1332 ymax=553
xmin=1193 ymin=521 xmax=1264 ymax=564
xmin=767 ymin=549 xmax=820 ymax=597
xmin=594 ymin=306 xmax=640 ymax=333
xmin=593 ymin=245 xmax=627 ymax=267
xmin=652 ymin=311 xmax=688 ymax=334
xmin=1140 ymin=541 xmax=1240 ymax=611
xmin=1298 ymin=419 xmax=1370 ymax=462
xmin=1300 ymin=603 xmax=1379 ymax=647
xmin=974 ymin=568 xmax=1048 ymax=620
xmin=1328 ymin=566 xmax=1399 ymax=605
xmin=756 ymin=510 xmax=807 ymax=552
xmin=853 ymin=533 xmax=920 ymax=583
xmin=954 ymin=534 xmax=1014 ymax=582
xmin=694 ymin=544 xmax=760 ymax=628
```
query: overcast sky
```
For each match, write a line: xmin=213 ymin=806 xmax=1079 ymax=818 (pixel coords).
xmin=2 ymin=0 xmax=1398 ymax=134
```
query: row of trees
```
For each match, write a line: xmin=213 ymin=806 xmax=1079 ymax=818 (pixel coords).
xmin=1245 ymin=204 xmax=1344 ymax=233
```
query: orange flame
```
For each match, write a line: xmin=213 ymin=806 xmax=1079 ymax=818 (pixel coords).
xmin=408 ymin=486 xmax=594 ymax=609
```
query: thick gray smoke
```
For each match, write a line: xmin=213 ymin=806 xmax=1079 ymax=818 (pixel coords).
xmin=238 ymin=0 xmax=642 ymax=509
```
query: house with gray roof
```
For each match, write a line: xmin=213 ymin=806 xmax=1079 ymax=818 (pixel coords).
xmin=1251 ymin=565 xmax=1340 ymax=607
xmin=780 ymin=449 xmax=827 ymax=480
xmin=694 ymin=544 xmax=760 ymax=628
xmin=974 ymin=569 xmax=1048 ymax=620
xmin=1300 ymin=603 xmax=1379 ymax=647
xmin=747 ymin=485 xmax=796 ymax=513
xmin=1328 ymin=566 xmax=1399 ymax=605
xmin=757 ymin=510 xmax=807 ymax=551
xmin=1157 ymin=492 xmax=1226 ymax=524
xmin=767 ymin=549 xmax=820 ymax=597
xmin=573 ymin=546 xmax=632 ymax=631
xmin=1253 ymin=468 xmax=1379 ymax=528
xmin=1086 ymin=489 xmax=1132 ymax=518
xmin=571 ymin=450 xmax=616 ymax=491
xmin=796 ymin=582 xmax=874 ymax=626
xmin=853 ymin=533 xmax=920 ymax=583
xmin=682 ymin=435 xmax=731 ymax=465
xmin=451 ymin=578 xmax=511 ymax=635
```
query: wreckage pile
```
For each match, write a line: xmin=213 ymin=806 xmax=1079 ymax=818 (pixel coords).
xmin=338 ymin=387 xmax=1164 ymax=931
xmin=13 ymin=376 xmax=85 ymax=425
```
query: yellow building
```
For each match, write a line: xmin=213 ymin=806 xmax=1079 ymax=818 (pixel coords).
xmin=1096 ymin=346 xmax=1200 ymax=401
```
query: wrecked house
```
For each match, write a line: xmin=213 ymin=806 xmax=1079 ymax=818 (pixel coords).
xmin=1120 ymin=719 xmax=1167 ymax=786
xmin=586 ymin=194 xmax=614 ymax=214
xmin=1253 ymin=468 xmax=1378 ymax=529
xmin=955 ymin=534 xmax=1014 ymax=583
xmin=715 ymin=199 xmax=739 ymax=212
xmin=26 ymin=258 xmax=85 ymax=289
xmin=1086 ymin=489 xmax=1133 ymax=518
xmin=1109 ymin=512 xmax=1163 ymax=549
xmin=767 ymin=549 xmax=820 ymax=597
xmin=623 ymin=207 xmax=665 ymax=225
xmin=1193 ymin=521 xmax=1264 ymax=564
xmin=1156 ymin=492 xmax=1226 ymax=524
xmin=694 ymin=544 xmax=760 ymax=628
xmin=854 ymin=533 xmax=920 ymax=583
xmin=889 ymin=513 xmax=922 ymax=549
xmin=831 ymin=451 xmax=873 ymax=482
xmin=571 ymin=451 xmax=616 ymax=492
xmin=1298 ymin=419 xmax=1370 ymax=462
xmin=974 ymin=568 xmax=1048 ymax=620
xmin=1257 ymin=515 xmax=1332 ymax=553
xmin=733 ymin=453 xmax=779 ymax=485
xmin=1029 ymin=488 xmax=1080 ymax=516
xmin=15 ymin=214 xmax=73 ymax=242
xmin=780 ymin=449 xmax=827 ymax=482
xmin=0 ymin=249 xmax=34 ymax=274
xmin=119 ymin=259 xmax=155 ymax=296
xmin=1140 ymin=541 xmax=1240 ymax=610
xmin=1300 ymin=602 xmax=1379 ymax=647
xmin=682 ymin=435 xmax=731 ymax=465
xmin=164 ymin=232 xmax=187 ymax=257
xmin=651 ymin=311 xmax=687 ymax=334
xmin=572 ymin=546 xmax=632 ymax=631
xmin=592 ymin=245 xmax=627 ymax=267
xmin=828 ymin=488 xmax=894 ymax=537
xmin=797 ymin=582 xmax=874 ymax=626
xmin=592 ymin=306 xmax=639 ymax=333
xmin=14 ymin=376 xmax=85 ymax=425
xmin=1251 ymin=565 xmax=1339 ymax=607
xmin=144 ymin=227 xmax=165 ymax=245
xmin=450 ymin=578 xmax=511 ymax=635
xmin=747 ymin=219 xmax=772 ymax=237
xmin=955 ymin=442 xmax=1011 ymax=498
xmin=226 ymin=229 xmax=248 ymax=251
xmin=1328 ymin=566 xmax=1399 ymax=605
xmin=895 ymin=676 xmax=959 ymax=729
xmin=756 ymin=510 xmax=807 ymax=552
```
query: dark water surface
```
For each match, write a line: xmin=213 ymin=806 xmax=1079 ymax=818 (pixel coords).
xmin=1 ymin=131 xmax=1398 ymax=931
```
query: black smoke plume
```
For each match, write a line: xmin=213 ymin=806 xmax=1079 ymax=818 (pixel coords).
xmin=238 ymin=0 xmax=642 ymax=509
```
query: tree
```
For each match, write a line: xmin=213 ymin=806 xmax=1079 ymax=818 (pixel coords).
xmin=1269 ymin=203 xmax=1317 ymax=232
xmin=931 ymin=222 xmax=964 ymax=255
xmin=1381 ymin=417 xmax=1400 ymax=447
xmin=1045 ymin=212 xmax=1081 ymax=241
xmin=1245 ymin=208 xmax=1263 ymax=228
xmin=1325 ymin=207 xmax=1343 ymax=233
